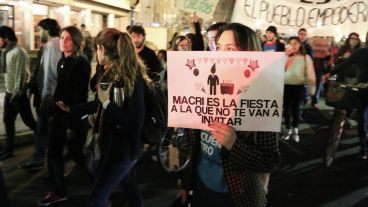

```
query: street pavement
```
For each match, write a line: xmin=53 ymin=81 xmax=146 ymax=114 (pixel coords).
xmin=269 ymin=107 xmax=368 ymax=207
xmin=1 ymin=72 xmax=368 ymax=206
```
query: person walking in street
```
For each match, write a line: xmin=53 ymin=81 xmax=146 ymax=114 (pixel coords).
xmin=0 ymin=26 xmax=37 ymax=159
xmin=20 ymin=18 xmax=62 ymax=170
xmin=38 ymin=26 xmax=91 ymax=206
xmin=57 ymin=28 xmax=148 ymax=207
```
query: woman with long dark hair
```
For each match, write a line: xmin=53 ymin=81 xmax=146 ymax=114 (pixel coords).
xmin=282 ymin=37 xmax=316 ymax=142
xmin=57 ymin=28 xmax=149 ymax=207
xmin=177 ymin=23 xmax=281 ymax=207
xmin=334 ymin=33 xmax=362 ymax=129
xmin=38 ymin=26 xmax=91 ymax=206
xmin=335 ymin=32 xmax=362 ymax=65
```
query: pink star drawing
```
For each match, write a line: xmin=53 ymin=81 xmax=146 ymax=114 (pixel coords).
xmin=185 ymin=59 xmax=196 ymax=70
xmin=248 ymin=60 xmax=260 ymax=71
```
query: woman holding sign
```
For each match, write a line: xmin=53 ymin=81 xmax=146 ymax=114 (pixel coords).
xmin=176 ymin=23 xmax=281 ymax=207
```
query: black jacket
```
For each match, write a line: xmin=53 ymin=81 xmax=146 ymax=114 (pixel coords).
xmin=53 ymin=54 xmax=91 ymax=106
xmin=71 ymin=73 xmax=146 ymax=176
xmin=331 ymin=47 xmax=368 ymax=82
xmin=138 ymin=46 xmax=162 ymax=79
xmin=331 ymin=47 xmax=368 ymax=104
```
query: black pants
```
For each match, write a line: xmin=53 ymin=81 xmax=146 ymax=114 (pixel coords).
xmin=356 ymin=100 xmax=368 ymax=153
xmin=191 ymin=180 xmax=235 ymax=207
xmin=120 ymin=169 xmax=142 ymax=207
xmin=47 ymin=110 xmax=87 ymax=196
xmin=283 ymin=85 xmax=305 ymax=129
xmin=0 ymin=165 xmax=10 ymax=206
xmin=3 ymin=92 xmax=37 ymax=152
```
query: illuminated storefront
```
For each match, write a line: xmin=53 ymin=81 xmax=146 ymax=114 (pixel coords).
xmin=0 ymin=0 xmax=132 ymax=50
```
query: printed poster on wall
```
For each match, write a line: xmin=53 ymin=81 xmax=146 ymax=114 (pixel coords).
xmin=167 ymin=51 xmax=286 ymax=132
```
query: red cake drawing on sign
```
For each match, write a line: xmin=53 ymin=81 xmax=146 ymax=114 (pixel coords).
xmin=220 ymin=80 xmax=234 ymax=95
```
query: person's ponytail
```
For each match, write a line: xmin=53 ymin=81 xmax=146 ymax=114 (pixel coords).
xmin=115 ymin=32 xmax=151 ymax=97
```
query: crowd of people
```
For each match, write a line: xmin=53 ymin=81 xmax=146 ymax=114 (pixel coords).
xmin=0 ymin=13 xmax=367 ymax=207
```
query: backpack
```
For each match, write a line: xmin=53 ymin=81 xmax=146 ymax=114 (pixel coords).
xmin=142 ymin=81 xmax=168 ymax=144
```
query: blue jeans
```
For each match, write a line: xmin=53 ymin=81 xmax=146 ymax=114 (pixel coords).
xmin=312 ymin=77 xmax=324 ymax=105
xmin=87 ymin=159 xmax=142 ymax=207
xmin=32 ymin=114 xmax=49 ymax=163
xmin=191 ymin=180 xmax=235 ymax=207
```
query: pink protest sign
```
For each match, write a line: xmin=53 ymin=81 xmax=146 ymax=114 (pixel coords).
xmin=167 ymin=51 xmax=285 ymax=132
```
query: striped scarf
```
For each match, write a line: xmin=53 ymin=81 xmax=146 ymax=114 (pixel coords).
xmin=92 ymin=68 xmax=114 ymax=160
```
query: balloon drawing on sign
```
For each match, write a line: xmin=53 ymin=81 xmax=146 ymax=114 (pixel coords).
xmin=193 ymin=68 xmax=199 ymax=76
xmin=207 ymin=63 xmax=219 ymax=95
xmin=243 ymin=59 xmax=260 ymax=78
xmin=244 ymin=69 xmax=251 ymax=78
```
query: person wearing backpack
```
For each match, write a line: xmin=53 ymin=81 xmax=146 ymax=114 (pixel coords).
xmin=56 ymin=28 xmax=149 ymax=207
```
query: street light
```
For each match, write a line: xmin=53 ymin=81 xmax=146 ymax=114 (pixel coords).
xmin=130 ymin=0 xmax=140 ymax=26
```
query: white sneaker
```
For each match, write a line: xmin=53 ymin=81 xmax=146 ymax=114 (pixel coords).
xmin=282 ymin=129 xmax=292 ymax=140
xmin=292 ymin=127 xmax=300 ymax=142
